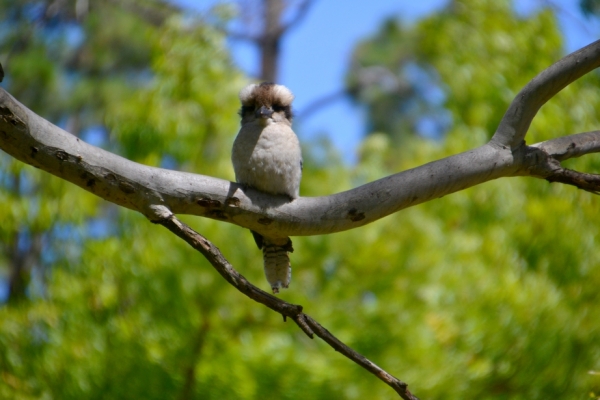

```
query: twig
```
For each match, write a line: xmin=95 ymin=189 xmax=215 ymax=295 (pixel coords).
xmin=150 ymin=205 xmax=419 ymax=400
xmin=223 ymin=0 xmax=317 ymax=42
xmin=533 ymin=130 xmax=600 ymax=161
xmin=296 ymin=88 xmax=348 ymax=120
xmin=301 ymin=313 xmax=416 ymax=398
xmin=277 ymin=0 xmax=316 ymax=36
xmin=542 ymin=0 xmax=597 ymax=36
xmin=546 ymin=168 xmax=600 ymax=194
xmin=522 ymin=136 xmax=600 ymax=194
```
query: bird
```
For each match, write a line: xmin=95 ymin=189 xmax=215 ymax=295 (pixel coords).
xmin=231 ymin=82 xmax=303 ymax=294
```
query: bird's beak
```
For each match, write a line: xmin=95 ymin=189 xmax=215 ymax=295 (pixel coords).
xmin=255 ymin=105 xmax=274 ymax=119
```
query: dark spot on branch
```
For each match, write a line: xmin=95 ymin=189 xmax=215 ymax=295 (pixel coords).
xmin=104 ymin=173 xmax=116 ymax=182
xmin=0 ymin=107 xmax=26 ymax=130
xmin=55 ymin=151 xmax=68 ymax=161
xmin=225 ymin=197 xmax=240 ymax=207
xmin=118 ymin=181 xmax=135 ymax=194
xmin=30 ymin=146 xmax=38 ymax=157
xmin=347 ymin=208 xmax=365 ymax=222
xmin=86 ymin=179 xmax=96 ymax=188
xmin=258 ymin=217 xmax=273 ymax=225
xmin=196 ymin=198 xmax=221 ymax=208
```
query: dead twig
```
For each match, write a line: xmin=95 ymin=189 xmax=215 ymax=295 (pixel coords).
xmin=546 ymin=168 xmax=600 ymax=194
xmin=152 ymin=207 xmax=419 ymax=400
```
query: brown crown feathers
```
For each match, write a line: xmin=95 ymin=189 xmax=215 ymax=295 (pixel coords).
xmin=238 ymin=82 xmax=294 ymax=121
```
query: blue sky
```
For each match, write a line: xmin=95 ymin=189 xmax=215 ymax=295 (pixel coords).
xmin=186 ymin=1 xmax=599 ymax=163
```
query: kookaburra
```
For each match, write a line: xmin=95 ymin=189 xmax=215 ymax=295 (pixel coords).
xmin=231 ymin=82 xmax=303 ymax=294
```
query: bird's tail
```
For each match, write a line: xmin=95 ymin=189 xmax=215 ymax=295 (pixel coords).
xmin=261 ymin=237 xmax=294 ymax=294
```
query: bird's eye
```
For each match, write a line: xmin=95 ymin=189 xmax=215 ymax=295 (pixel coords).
xmin=273 ymin=105 xmax=285 ymax=112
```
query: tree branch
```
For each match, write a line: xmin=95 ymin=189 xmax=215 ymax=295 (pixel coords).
xmin=149 ymin=205 xmax=418 ymax=400
xmin=2 ymin=82 xmax=600 ymax=242
xmin=0 ymin=87 xmax=522 ymax=237
xmin=523 ymin=130 xmax=600 ymax=193
xmin=296 ymin=87 xmax=348 ymax=119
xmin=546 ymin=168 xmax=600 ymax=194
xmin=2 ymin=41 xmax=598 ymax=236
xmin=533 ymin=130 xmax=600 ymax=161
xmin=277 ymin=0 xmax=316 ymax=36
xmin=223 ymin=0 xmax=316 ymax=42
xmin=493 ymin=39 xmax=600 ymax=149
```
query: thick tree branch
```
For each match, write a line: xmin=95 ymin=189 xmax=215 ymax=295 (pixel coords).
xmin=150 ymin=205 xmax=418 ymax=400
xmin=1 ymin=86 xmax=599 ymax=241
xmin=492 ymin=39 xmax=600 ymax=149
xmin=1 ymin=42 xmax=599 ymax=238
xmin=0 ymin=83 xmax=505 ymax=235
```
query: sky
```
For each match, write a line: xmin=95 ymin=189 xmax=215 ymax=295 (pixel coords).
xmin=185 ymin=0 xmax=599 ymax=163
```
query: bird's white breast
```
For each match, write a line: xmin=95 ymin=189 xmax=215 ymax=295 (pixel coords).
xmin=232 ymin=121 xmax=302 ymax=198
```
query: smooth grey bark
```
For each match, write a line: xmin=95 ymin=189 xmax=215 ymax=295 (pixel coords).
xmin=1 ymin=40 xmax=600 ymax=240
xmin=492 ymin=38 xmax=600 ymax=149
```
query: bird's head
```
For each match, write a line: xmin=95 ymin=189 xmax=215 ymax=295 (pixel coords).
xmin=238 ymin=82 xmax=294 ymax=126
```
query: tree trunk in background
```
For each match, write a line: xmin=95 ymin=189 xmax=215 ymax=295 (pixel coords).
xmin=260 ymin=0 xmax=282 ymax=82
xmin=8 ymin=232 xmax=42 ymax=303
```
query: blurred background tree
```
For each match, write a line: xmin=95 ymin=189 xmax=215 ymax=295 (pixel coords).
xmin=1 ymin=0 xmax=599 ymax=399
xmin=581 ymin=0 xmax=600 ymax=16
xmin=215 ymin=0 xmax=315 ymax=82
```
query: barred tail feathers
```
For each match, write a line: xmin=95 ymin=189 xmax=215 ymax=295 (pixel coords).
xmin=261 ymin=237 xmax=294 ymax=294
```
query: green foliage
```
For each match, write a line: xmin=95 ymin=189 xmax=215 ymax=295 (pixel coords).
xmin=417 ymin=1 xmax=562 ymax=136
xmin=106 ymin=18 xmax=244 ymax=171
xmin=347 ymin=0 xmax=563 ymax=142
xmin=1 ymin=0 xmax=600 ymax=399
xmin=341 ymin=0 xmax=600 ymax=398
xmin=581 ymin=0 xmax=600 ymax=17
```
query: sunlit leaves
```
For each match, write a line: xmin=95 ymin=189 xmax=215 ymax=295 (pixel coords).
xmin=1 ymin=0 xmax=600 ymax=399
